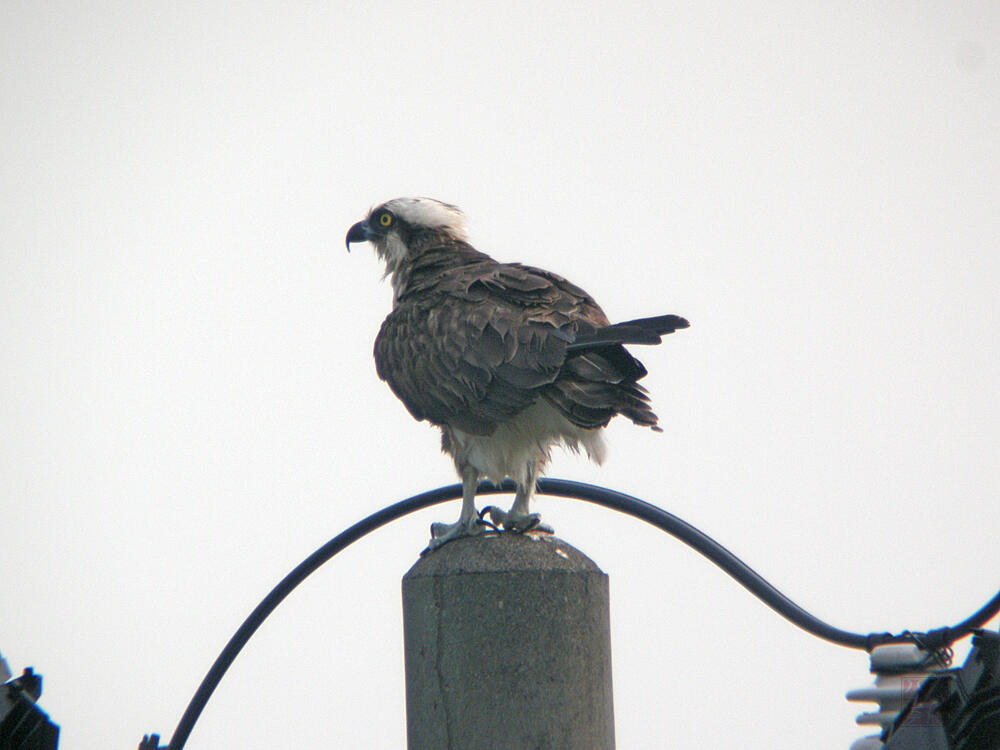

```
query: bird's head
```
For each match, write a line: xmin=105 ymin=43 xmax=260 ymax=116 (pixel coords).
xmin=345 ymin=197 xmax=468 ymax=274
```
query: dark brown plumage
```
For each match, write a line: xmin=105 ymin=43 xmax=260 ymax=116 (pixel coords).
xmin=347 ymin=197 xmax=688 ymax=548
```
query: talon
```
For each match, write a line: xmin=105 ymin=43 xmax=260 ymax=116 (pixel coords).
xmin=475 ymin=506 xmax=503 ymax=533
xmin=487 ymin=508 xmax=554 ymax=535
xmin=475 ymin=519 xmax=502 ymax=534
xmin=425 ymin=515 xmax=484 ymax=552
xmin=507 ymin=513 xmax=538 ymax=532
xmin=487 ymin=506 xmax=508 ymax=529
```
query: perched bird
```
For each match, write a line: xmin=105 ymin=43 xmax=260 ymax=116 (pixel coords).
xmin=346 ymin=197 xmax=688 ymax=549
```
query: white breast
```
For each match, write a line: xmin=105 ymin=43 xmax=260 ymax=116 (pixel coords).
xmin=444 ymin=400 xmax=607 ymax=485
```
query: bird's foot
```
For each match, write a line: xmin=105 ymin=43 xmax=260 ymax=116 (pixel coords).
xmin=485 ymin=506 xmax=554 ymax=535
xmin=424 ymin=515 xmax=485 ymax=553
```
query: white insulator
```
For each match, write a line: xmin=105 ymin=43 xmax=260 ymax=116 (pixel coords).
xmin=848 ymin=736 xmax=883 ymax=750
xmin=852 ymin=709 xmax=901 ymax=728
xmin=868 ymin=644 xmax=930 ymax=671
xmin=847 ymin=674 xmax=924 ymax=714
xmin=0 ymin=652 xmax=10 ymax=684
xmin=845 ymin=643 xmax=949 ymax=748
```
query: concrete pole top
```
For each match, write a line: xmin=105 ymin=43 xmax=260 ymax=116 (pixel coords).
xmin=403 ymin=534 xmax=605 ymax=578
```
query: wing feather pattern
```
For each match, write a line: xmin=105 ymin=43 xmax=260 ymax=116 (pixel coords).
xmin=373 ymin=252 xmax=676 ymax=436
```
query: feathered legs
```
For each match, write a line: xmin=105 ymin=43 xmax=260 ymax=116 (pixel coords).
xmin=425 ymin=460 xmax=554 ymax=552
xmin=488 ymin=463 xmax=553 ymax=534
xmin=427 ymin=466 xmax=484 ymax=550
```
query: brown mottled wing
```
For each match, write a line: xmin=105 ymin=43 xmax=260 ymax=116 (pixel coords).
xmin=500 ymin=268 xmax=667 ymax=432
xmin=374 ymin=258 xmax=668 ymax=435
xmin=373 ymin=261 xmax=607 ymax=435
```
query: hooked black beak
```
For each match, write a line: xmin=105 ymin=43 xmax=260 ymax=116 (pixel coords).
xmin=345 ymin=220 xmax=373 ymax=252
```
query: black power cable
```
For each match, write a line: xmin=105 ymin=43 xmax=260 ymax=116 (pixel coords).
xmin=158 ymin=479 xmax=1000 ymax=750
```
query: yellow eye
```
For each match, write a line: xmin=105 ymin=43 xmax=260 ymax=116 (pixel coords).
xmin=378 ymin=212 xmax=393 ymax=227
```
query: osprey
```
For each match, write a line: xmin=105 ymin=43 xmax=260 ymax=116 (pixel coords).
xmin=347 ymin=197 xmax=688 ymax=549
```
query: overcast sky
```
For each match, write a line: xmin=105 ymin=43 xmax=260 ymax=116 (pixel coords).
xmin=2 ymin=2 xmax=998 ymax=748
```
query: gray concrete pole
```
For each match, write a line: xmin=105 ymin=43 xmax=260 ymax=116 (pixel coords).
xmin=402 ymin=534 xmax=615 ymax=750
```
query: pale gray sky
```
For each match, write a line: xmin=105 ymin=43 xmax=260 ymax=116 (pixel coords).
xmin=2 ymin=2 xmax=998 ymax=748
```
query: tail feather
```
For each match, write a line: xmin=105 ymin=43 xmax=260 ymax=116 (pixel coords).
xmin=544 ymin=314 xmax=688 ymax=432
xmin=567 ymin=314 xmax=689 ymax=351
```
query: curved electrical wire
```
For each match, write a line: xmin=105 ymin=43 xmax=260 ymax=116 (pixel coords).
xmin=163 ymin=479 xmax=1000 ymax=749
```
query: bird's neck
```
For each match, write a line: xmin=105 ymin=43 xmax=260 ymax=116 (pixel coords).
xmin=389 ymin=240 xmax=492 ymax=304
